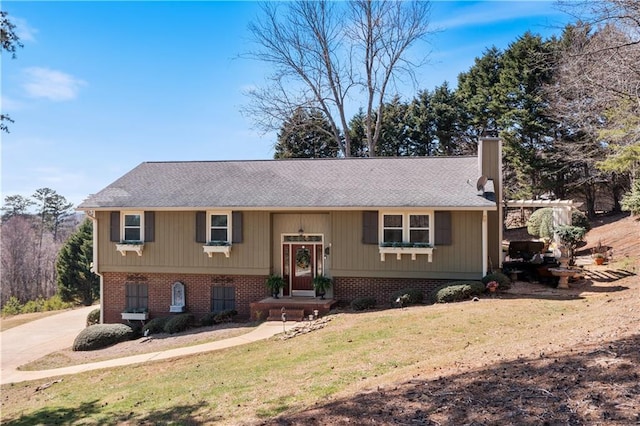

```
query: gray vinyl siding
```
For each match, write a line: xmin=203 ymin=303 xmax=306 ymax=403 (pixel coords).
xmin=96 ymin=210 xmax=270 ymax=275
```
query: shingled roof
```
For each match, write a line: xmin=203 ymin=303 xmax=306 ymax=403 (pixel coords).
xmin=78 ymin=156 xmax=496 ymax=210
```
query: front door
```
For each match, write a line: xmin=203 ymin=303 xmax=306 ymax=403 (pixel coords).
xmin=290 ymin=244 xmax=315 ymax=296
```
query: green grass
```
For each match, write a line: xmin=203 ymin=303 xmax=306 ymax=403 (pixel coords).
xmin=1 ymin=291 xmax=635 ymax=425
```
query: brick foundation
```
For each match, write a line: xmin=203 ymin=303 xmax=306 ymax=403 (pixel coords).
xmin=102 ymin=272 xmax=267 ymax=324
xmin=102 ymin=272 xmax=450 ymax=324
xmin=333 ymin=276 xmax=449 ymax=306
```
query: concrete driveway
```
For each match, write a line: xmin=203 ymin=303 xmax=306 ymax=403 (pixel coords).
xmin=1 ymin=305 xmax=96 ymax=384
xmin=1 ymin=306 xmax=298 ymax=385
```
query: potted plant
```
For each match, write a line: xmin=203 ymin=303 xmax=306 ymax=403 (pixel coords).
xmin=265 ymin=274 xmax=285 ymax=298
xmin=593 ymin=252 xmax=606 ymax=265
xmin=313 ymin=275 xmax=332 ymax=300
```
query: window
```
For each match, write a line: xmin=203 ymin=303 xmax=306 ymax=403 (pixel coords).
xmin=110 ymin=211 xmax=154 ymax=245
xmin=211 ymin=286 xmax=235 ymax=312
xmin=123 ymin=212 xmax=143 ymax=242
xmin=409 ymin=214 xmax=430 ymax=243
xmin=383 ymin=214 xmax=403 ymax=243
xmin=380 ymin=212 xmax=432 ymax=245
xmin=209 ymin=213 xmax=229 ymax=243
xmin=125 ymin=283 xmax=148 ymax=311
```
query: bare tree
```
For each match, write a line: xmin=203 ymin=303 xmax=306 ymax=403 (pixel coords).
xmin=546 ymin=13 xmax=640 ymax=214
xmin=1 ymin=217 xmax=35 ymax=304
xmin=244 ymin=0 xmax=432 ymax=157
xmin=556 ymin=2 xmax=640 ymax=177
xmin=1 ymin=10 xmax=23 ymax=133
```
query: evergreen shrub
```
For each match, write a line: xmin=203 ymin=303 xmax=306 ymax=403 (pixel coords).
xmin=432 ymin=281 xmax=485 ymax=303
xmin=389 ymin=288 xmax=423 ymax=305
xmin=86 ymin=308 xmax=100 ymax=326
xmin=142 ymin=317 xmax=170 ymax=335
xmin=164 ymin=314 xmax=193 ymax=334
xmin=527 ymin=207 xmax=591 ymax=239
xmin=351 ymin=297 xmax=377 ymax=311
xmin=1 ymin=297 xmax=23 ymax=316
xmin=201 ymin=309 xmax=238 ymax=326
xmin=482 ymin=271 xmax=512 ymax=290
xmin=72 ymin=324 xmax=135 ymax=351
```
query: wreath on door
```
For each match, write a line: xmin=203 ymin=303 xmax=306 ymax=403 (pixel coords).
xmin=296 ymin=248 xmax=311 ymax=269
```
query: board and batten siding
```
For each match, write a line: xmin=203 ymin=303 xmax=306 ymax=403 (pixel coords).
xmin=96 ymin=210 xmax=271 ymax=275
xmin=271 ymin=213 xmax=331 ymax=276
xmin=329 ymin=210 xmax=484 ymax=280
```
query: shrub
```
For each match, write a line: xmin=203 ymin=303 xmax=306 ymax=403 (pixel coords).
xmin=432 ymin=281 xmax=485 ymax=303
xmin=1 ymin=295 xmax=75 ymax=316
xmin=43 ymin=295 xmax=75 ymax=311
xmin=1 ymin=296 xmax=23 ymax=316
xmin=482 ymin=271 xmax=512 ymax=291
xmin=527 ymin=207 xmax=591 ymax=239
xmin=201 ymin=309 xmax=238 ymax=326
xmin=142 ymin=316 xmax=170 ymax=335
xmin=351 ymin=297 xmax=377 ymax=311
xmin=389 ymin=288 xmax=423 ymax=306
xmin=555 ymin=225 xmax=587 ymax=254
xmin=527 ymin=208 xmax=555 ymax=239
xmin=21 ymin=298 xmax=44 ymax=313
xmin=621 ymin=179 xmax=640 ymax=215
xmin=86 ymin=308 xmax=100 ymax=326
xmin=72 ymin=324 xmax=135 ymax=351
xmin=164 ymin=314 xmax=193 ymax=334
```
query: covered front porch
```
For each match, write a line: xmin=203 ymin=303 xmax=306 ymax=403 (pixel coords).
xmin=250 ymin=297 xmax=337 ymax=321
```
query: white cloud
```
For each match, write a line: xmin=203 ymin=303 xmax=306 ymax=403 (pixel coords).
xmin=13 ymin=16 xmax=38 ymax=43
xmin=1 ymin=95 xmax=26 ymax=111
xmin=23 ymin=67 xmax=87 ymax=101
xmin=433 ymin=2 xmax=562 ymax=31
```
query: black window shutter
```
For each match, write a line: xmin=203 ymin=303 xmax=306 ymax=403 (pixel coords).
xmin=362 ymin=211 xmax=378 ymax=244
xmin=144 ymin=211 xmax=155 ymax=242
xmin=232 ymin=211 xmax=243 ymax=243
xmin=434 ymin=211 xmax=452 ymax=245
xmin=195 ymin=211 xmax=206 ymax=243
xmin=110 ymin=211 xmax=120 ymax=242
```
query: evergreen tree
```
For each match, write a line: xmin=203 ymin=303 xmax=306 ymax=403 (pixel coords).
xmin=494 ymin=32 xmax=557 ymax=200
xmin=456 ymin=46 xmax=504 ymax=138
xmin=274 ymin=108 xmax=340 ymax=158
xmin=32 ymin=188 xmax=74 ymax=242
xmin=347 ymin=110 xmax=370 ymax=157
xmin=406 ymin=89 xmax=437 ymax=156
xmin=376 ymin=96 xmax=412 ymax=156
xmin=56 ymin=218 xmax=99 ymax=306
xmin=430 ymin=82 xmax=469 ymax=155
xmin=1 ymin=195 xmax=34 ymax=221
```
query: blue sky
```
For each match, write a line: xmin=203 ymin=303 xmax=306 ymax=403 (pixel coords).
xmin=1 ymin=1 xmax=573 ymax=208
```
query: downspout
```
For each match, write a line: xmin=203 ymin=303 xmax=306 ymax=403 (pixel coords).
xmin=85 ymin=210 xmax=104 ymax=324
xmin=482 ymin=210 xmax=488 ymax=277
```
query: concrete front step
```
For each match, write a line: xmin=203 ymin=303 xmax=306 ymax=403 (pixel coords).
xmin=250 ymin=297 xmax=337 ymax=321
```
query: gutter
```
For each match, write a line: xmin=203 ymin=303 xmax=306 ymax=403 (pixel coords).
xmin=84 ymin=210 xmax=104 ymax=324
xmin=482 ymin=210 xmax=488 ymax=277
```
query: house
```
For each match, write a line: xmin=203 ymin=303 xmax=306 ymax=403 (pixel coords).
xmin=78 ymin=137 xmax=502 ymax=323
